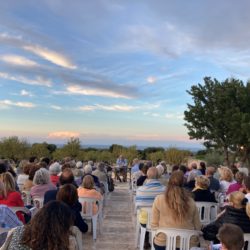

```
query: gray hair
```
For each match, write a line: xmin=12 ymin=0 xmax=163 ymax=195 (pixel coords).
xmin=33 ymin=168 xmax=51 ymax=185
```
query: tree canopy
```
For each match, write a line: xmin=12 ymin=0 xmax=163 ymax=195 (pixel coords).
xmin=184 ymin=77 xmax=250 ymax=165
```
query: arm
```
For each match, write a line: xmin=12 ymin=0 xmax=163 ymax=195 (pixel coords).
xmin=151 ymin=196 xmax=160 ymax=229
xmin=74 ymin=211 xmax=88 ymax=233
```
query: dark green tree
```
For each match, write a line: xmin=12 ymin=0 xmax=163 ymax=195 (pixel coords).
xmin=184 ymin=77 xmax=249 ymax=165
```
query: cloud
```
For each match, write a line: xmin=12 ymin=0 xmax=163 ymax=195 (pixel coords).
xmin=147 ymin=76 xmax=157 ymax=84
xmin=23 ymin=45 xmax=77 ymax=69
xmin=50 ymin=105 xmax=62 ymax=110
xmin=0 ymin=54 xmax=38 ymax=67
xmin=79 ymin=104 xmax=135 ymax=112
xmin=66 ymin=85 xmax=133 ymax=99
xmin=20 ymin=89 xmax=33 ymax=97
xmin=0 ymin=99 xmax=36 ymax=108
xmin=0 ymin=72 xmax=52 ymax=87
xmin=48 ymin=131 xmax=80 ymax=139
xmin=165 ymin=113 xmax=184 ymax=120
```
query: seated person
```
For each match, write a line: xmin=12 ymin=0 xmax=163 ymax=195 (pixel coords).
xmin=227 ymin=171 xmax=245 ymax=195
xmin=192 ymin=175 xmax=216 ymax=202
xmin=136 ymin=164 xmax=149 ymax=187
xmin=78 ymin=175 xmax=102 ymax=215
xmin=202 ymin=191 xmax=250 ymax=243
xmin=56 ymin=184 xmax=88 ymax=233
xmin=0 ymin=174 xmax=25 ymax=223
xmin=30 ymin=168 xmax=56 ymax=199
xmin=49 ymin=162 xmax=61 ymax=186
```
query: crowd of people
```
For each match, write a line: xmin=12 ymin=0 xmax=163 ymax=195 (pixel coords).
xmin=133 ymin=160 xmax=250 ymax=250
xmin=0 ymin=156 xmax=250 ymax=249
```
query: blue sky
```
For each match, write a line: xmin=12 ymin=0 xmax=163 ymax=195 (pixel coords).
xmin=0 ymin=0 xmax=250 ymax=148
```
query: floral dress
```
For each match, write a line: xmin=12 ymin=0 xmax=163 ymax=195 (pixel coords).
xmin=7 ymin=226 xmax=30 ymax=250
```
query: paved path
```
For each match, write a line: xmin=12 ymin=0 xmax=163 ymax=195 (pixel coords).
xmin=83 ymin=182 xmax=136 ymax=250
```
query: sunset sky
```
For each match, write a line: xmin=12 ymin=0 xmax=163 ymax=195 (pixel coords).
xmin=0 ymin=0 xmax=250 ymax=148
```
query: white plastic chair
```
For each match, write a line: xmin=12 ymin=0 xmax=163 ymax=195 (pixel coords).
xmin=195 ymin=202 xmax=218 ymax=225
xmin=33 ymin=197 xmax=44 ymax=209
xmin=100 ymin=181 xmax=109 ymax=205
xmin=244 ymin=233 xmax=250 ymax=250
xmin=138 ymin=206 xmax=154 ymax=250
xmin=21 ymin=191 xmax=32 ymax=206
xmin=154 ymin=228 xmax=201 ymax=250
xmin=78 ymin=197 xmax=101 ymax=240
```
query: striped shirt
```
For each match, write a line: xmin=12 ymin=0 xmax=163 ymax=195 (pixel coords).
xmin=135 ymin=179 xmax=165 ymax=207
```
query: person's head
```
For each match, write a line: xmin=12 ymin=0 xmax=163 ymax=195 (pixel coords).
xmin=76 ymin=161 xmax=83 ymax=169
xmin=147 ymin=167 xmax=159 ymax=180
xmin=228 ymin=191 xmax=247 ymax=209
xmin=217 ymin=223 xmax=244 ymax=250
xmin=156 ymin=165 xmax=164 ymax=177
xmin=172 ymin=165 xmax=179 ymax=172
xmin=23 ymin=163 xmax=32 ymax=175
xmin=0 ymin=172 xmax=16 ymax=193
xmin=97 ymin=162 xmax=105 ymax=172
xmin=59 ymin=168 xmax=74 ymax=186
xmin=0 ymin=162 xmax=7 ymax=174
xmin=189 ymin=162 xmax=197 ymax=170
xmin=28 ymin=165 xmax=40 ymax=181
xmin=138 ymin=162 xmax=144 ymax=171
xmin=49 ymin=162 xmax=61 ymax=176
xmin=195 ymin=176 xmax=210 ymax=190
xmin=18 ymin=160 xmax=29 ymax=173
xmin=179 ymin=165 xmax=187 ymax=174
xmin=56 ymin=184 xmax=78 ymax=207
xmin=244 ymin=176 xmax=250 ymax=192
xmin=219 ymin=167 xmax=234 ymax=182
xmin=199 ymin=161 xmax=206 ymax=170
xmin=165 ymin=171 xmax=190 ymax=222
xmin=141 ymin=164 xmax=149 ymax=175
xmin=21 ymin=201 xmax=73 ymax=250
xmin=84 ymin=164 xmax=92 ymax=174
xmin=40 ymin=157 xmax=50 ymax=166
xmin=61 ymin=163 xmax=71 ymax=172
xmin=235 ymin=171 xmax=245 ymax=185
xmin=132 ymin=158 xmax=139 ymax=165
xmin=29 ymin=156 xmax=38 ymax=163
xmin=206 ymin=166 xmax=216 ymax=176
xmin=33 ymin=168 xmax=50 ymax=185
xmin=82 ymin=175 xmax=94 ymax=189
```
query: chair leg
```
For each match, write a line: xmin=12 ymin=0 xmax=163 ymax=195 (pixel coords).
xmin=92 ymin=217 xmax=97 ymax=240
xmin=140 ymin=227 xmax=146 ymax=250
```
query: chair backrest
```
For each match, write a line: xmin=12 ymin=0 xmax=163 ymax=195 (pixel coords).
xmin=155 ymin=228 xmax=201 ymax=250
xmin=244 ymin=233 xmax=250 ymax=250
xmin=33 ymin=197 xmax=44 ymax=209
xmin=21 ymin=191 xmax=32 ymax=206
xmin=195 ymin=202 xmax=218 ymax=225
xmin=78 ymin=197 xmax=100 ymax=217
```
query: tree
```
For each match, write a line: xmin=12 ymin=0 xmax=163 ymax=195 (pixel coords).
xmin=61 ymin=137 xmax=81 ymax=158
xmin=184 ymin=77 xmax=249 ymax=165
xmin=28 ymin=143 xmax=50 ymax=159
xmin=0 ymin=136 xmax=29 ymax=161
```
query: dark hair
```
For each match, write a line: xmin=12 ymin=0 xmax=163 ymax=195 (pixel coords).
xmin=59 ymin=169 xmax=74 ymax=185
xmin=138 ymin=163 xmax=144 ymax=171
xmin=0 ymin=163 xmax=7 ymax=174
xmin=217 ymin=223 xmax=244 ymax=250
xmin=61 ymin=163 xmax=71 ymax=172
xmin=179 ymin=165 xmax=187 ymax=174
xmin=29 ymin=156 xmax=37 ymax=163
xmin=21 ymin=201 xmax=73 ymax=250
xmin=56 ymin=184 xmax=78 ymax=206
xmin=41 ymin=157 xmax=50 ymax=166
xmin=172 ymin=165 xmax=179 ymax=172
xmin=28 ymin=165 xmax=40 ymax=181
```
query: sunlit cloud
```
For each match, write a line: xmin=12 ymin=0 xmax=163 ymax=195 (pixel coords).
xmin=147 ymin=76 xmax=157 ymax=84
xmin=0 ymin=72 xmax=52 ymax=87
xmin=79 ymin=104 xmax=135 ymax=112
xmin=20 ymin=89 xmax=33 ymax=97
xmin=0 ymin=54 xmax=39 ymax=67
xmin=50 ymin=105 xmax=62 ymax=110
xmin=23 ymin=45 xmax=77 ymax=69
xmin=48 ymin=131 xmax=80 ymax=139
xmin=0 ymin=99 xmax=36 ymax=108
xmin=66 ymin=85 xmax=133 ymax=99
xmin=165 ymin=113 xmax=184 ymax=120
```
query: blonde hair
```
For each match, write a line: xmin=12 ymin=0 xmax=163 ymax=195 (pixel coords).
xmin=219 ymin=167 xmax=234 ymax=182
xmin=0 ymin=172 xmax=16 ymax=193
xmin=0 ymin=180 xmax=6 ymax=198
xmin=82 ymin=175 xmax=94 ymax=189
xmin=195 ymin=175 xmax=210 ymax=189
xmin=165 ymin=171 xmax=191 ymax=223
xmin=228 ymin=191 xmax=245 ymax=209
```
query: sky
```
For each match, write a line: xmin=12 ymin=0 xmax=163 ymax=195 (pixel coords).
xmin=0 ymin=0 xmax=250 ymax=148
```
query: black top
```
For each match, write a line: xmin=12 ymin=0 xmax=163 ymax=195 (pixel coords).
xmin=192 ymin=189 xmax=217 ymax=202
xmin=136 ymin=175 xmax=147 ymax=186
